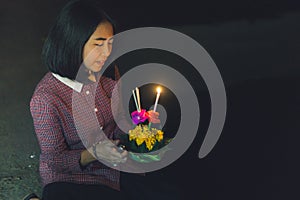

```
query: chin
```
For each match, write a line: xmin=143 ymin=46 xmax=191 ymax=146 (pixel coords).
xmin=91 ymin=65 xmax=103 ymax=72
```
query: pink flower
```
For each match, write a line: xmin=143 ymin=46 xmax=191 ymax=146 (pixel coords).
xmin=131 ymin=109 xmax=149 ymax=125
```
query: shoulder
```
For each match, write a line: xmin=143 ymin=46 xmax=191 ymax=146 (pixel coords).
xmin=30 ymin=72 xmax=65 ymax=108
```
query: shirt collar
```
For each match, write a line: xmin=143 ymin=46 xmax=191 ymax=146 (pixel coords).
xmin=52 ymin=73 xmax=83 ymax=93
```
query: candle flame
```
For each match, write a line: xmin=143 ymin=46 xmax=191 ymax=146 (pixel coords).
xmin=156 ymin=87 xmax=162 ymax=93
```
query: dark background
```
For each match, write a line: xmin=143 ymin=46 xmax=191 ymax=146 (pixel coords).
xmin=0 ymin=0 xmax=299 ymax=199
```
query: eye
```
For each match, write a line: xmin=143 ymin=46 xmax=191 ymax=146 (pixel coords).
xmin=95 ymin=41 xmax=104 ymax=46
xmin=95 ymin=43 xmax=104 ymax=47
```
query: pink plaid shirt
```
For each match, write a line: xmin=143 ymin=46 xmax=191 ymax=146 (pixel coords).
xmin=30 ymin=72 xmax=130 ymax=191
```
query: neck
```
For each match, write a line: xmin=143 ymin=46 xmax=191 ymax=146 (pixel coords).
xmin=88 ymin=70 xmax=96 ymax=82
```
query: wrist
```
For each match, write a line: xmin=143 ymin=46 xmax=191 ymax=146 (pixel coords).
xmin=92 ymin=143 xmax=101 ymax=160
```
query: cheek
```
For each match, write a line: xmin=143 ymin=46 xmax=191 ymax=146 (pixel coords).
xmin=83 ymin=46 xmax=101 ymax=66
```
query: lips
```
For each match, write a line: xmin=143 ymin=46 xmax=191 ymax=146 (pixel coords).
xmin=95 ymin=60 xmax=105 ymax=66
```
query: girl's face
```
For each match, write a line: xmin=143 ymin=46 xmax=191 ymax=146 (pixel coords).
xmin=83 ymin=21 xmax=114 ymax=72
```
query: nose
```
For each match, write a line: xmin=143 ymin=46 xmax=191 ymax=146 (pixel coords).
xmin=102 ymin=42 xmax=112 ymax=57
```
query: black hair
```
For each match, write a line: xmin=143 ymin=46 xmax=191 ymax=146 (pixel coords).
xmin=42 ymin=0 xmax=116 ymax=80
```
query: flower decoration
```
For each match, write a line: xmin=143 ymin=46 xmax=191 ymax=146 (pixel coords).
xmin=129 ymin=124 xmax=164 ymax=151
xmin=118 ymin=87 xmax=168 ymax=155
xmin=131 ymin=109 xmax=149 ymax=125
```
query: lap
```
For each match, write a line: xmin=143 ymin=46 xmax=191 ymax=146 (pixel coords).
xmin=42 ymin=182 xmax=121 ymax=200
xmin=42 ymin=173 xmax=182 ymax=200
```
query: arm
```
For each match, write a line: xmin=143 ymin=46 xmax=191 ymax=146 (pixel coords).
xmin=30 ymin=95 xmax=95 ymax=172
xmin=31 ymin=94 xmax=126 ymax=170
xmin=110 ymin=82 xmax=132 ymax=139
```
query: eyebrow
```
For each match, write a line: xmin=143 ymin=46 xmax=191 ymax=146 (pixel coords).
xmin=94 ymin=37 xmax=114 ymax=41
xmin=94 ymin=37 xmax=107 ymax=41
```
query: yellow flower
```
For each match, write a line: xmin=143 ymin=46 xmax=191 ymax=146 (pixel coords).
xmin=136 ymin=137 xmax=146 ymax=146
xmin=156 ymin=130 xmax=164 ymax=142
xmin=128 ymin=124 xmax=164 ymax=151
xmin=146 ymin=141 xmax=153 ymax=150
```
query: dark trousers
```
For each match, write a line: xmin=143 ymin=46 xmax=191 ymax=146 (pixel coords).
xmin=42 ymin=172 xmax=183 ymax=200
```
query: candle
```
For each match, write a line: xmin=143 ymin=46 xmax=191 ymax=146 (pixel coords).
xmin=132 ymin=90 xmax=139 ymax=111
xmin=153 ymin=87 xmax=161 ymax=112
xmin=136 ymin=87 xmax=141 ymax=112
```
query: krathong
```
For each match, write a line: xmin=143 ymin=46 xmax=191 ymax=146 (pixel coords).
xmin=119 ymin=86 xmax=170 ymax=160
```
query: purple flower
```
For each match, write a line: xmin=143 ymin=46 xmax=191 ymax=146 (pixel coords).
xmin=131 ymin=109 xmax=149 ymax=125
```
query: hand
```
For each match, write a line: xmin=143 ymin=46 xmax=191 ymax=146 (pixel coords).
xmin=93 ymin=140 xmax=127 ymax=165
xmin=147 ymin=110 xmax=160 ymax=124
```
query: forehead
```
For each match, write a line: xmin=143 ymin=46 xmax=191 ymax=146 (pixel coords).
xmin=91 ymin=21 xmax=114 ymax=39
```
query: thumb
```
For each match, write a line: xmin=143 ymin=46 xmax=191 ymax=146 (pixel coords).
xmin=111 ymin=139 xmax=120 ymax=146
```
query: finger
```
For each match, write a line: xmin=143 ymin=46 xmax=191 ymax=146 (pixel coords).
xmin=103 ymin=140 xmax=121 ymax=150
xmin=153 ymin=111 xmax=160 ymax=116
xmin=148 ymin=110 xmax=159 ymax=117
xmin=109 ymin=149 xmax=124 ymax=159
xmin=121 ymin=150 xmax=128 ymax=157
xmin=109 ymin=155 xmax=126 ymax=163
xmin=104 ymin=150 xmax=127 ymax=164
xmin=153 ymin=110 xmax=160 ymax=116
xmin=149 ymin=118 xmax=161 ymax=123
xmin=101 ymin=139 xmax=114 ymax=147
xmin=111 ymin=139 xmax=120 ymax=146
